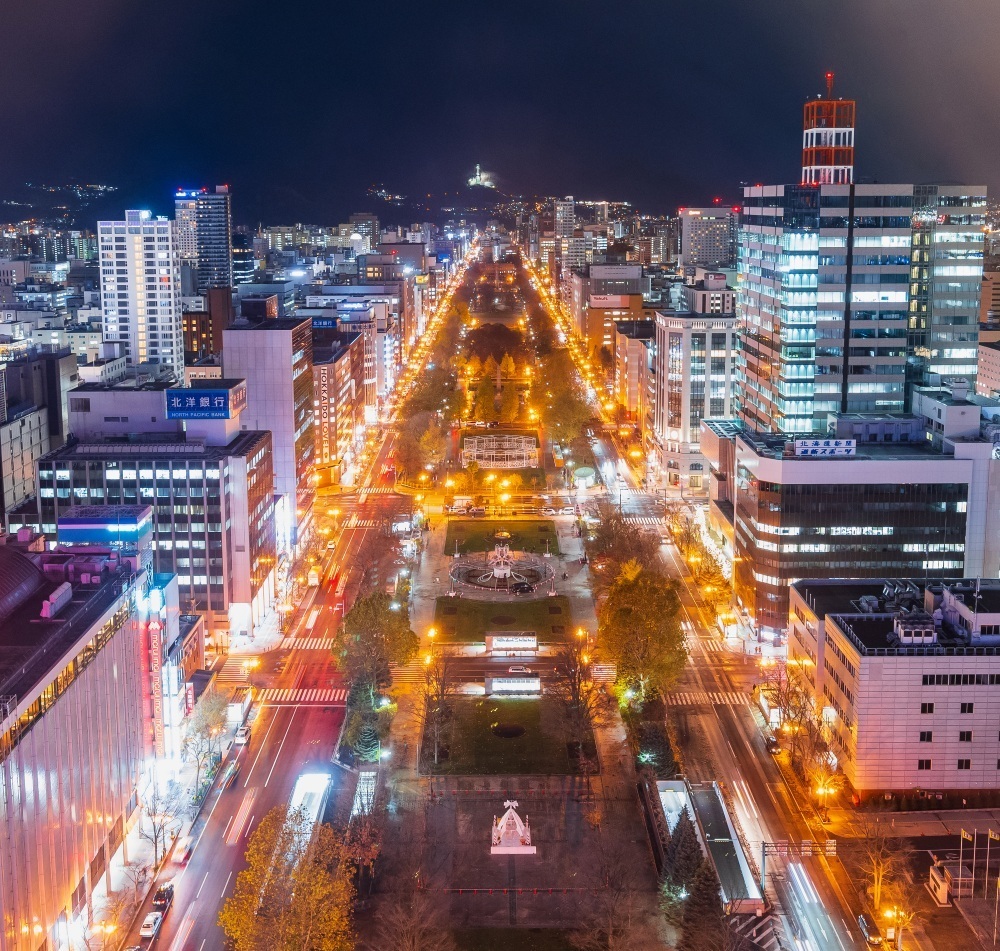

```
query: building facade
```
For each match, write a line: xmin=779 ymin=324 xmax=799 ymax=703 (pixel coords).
xmin=736 ymin=183 xmax=986 ymax=435
xmin=97 ymin=210 xmax=184 ymax=381
xmin=0 ymin=546 xmax=147 ymax=950
xmin=174 ymin=186 xmax=233 ymax=293
xmin=789 ymin=578 xmax=1000 ymax=796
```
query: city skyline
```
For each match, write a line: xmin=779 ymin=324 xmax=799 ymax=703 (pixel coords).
xmin=2 ymin=0 xmax=998 ymax=223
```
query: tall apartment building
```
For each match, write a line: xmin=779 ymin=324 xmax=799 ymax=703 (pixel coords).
xmin=652 ymin=273 xmax=738 ymax=490
xmin=679 ymin=207 xmax=738 ymax=270
xmin=174 ymin=186 xmax=233 ymax=293
xmin=554 ymin=197 xmax=576 ymax=238
xmin=97 ymin=210 xmax=184 ymax=381
xmin=223 ymin=317 xmax=315 ymax=549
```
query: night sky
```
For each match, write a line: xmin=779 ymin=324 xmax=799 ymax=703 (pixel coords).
xmin=2 ymin=0 xmax=998 ymax=224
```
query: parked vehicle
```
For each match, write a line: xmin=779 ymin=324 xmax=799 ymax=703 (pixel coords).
xmin=510 ymin=581 xmax=534 ymax=594
xmin=139 ymin=912 xmax=163 ymax=938
xmin=235 ymin=725 xmax=251 ymax=745
xmin=152 ymin=882 xmax=174 ymax=912
xmin=508 ymin=665 xmax=532 ymax=675
xmin=857 ymin=913 xmax=883 ymax=947
xmin=559 ymin=506 xmax=575 ymax=515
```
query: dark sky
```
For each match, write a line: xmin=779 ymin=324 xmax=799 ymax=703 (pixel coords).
xmin=2 ymin=0 xmax=998 ymax=224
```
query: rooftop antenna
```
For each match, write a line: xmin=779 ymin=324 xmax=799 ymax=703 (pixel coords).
xmin=825 ymin=71 xmax=835 ymax=99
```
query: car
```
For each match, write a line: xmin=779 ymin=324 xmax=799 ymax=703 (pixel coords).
xmin=857 ymin=912 xmax=883 ymax=947
xmin=152 ymin=882 xmax=174 ymax=912
xmin=326 ymin=540 xmax=336 ymax=550
xmin=139 ymin=912 xmax=163 ymax=938
xmin=542 ymin=507 xmax=557 ymax=516
xmin=508 ymin=665 xmax=532 ymax=675
xmin=510 ymin=581 xmax=534 ymax=595
xmin=559 ymin=506 xmax=575 ymax=515
xmin=764 ymin=736 xmax=781 ymax=754
xmin=486 ymin=420 xmax=500 ymax=428
xmin=234 ymin=725 xmax=251 ymax=745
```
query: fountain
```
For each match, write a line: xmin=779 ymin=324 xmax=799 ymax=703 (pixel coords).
xmin=450 ymin=542 xmax=554 ymax=594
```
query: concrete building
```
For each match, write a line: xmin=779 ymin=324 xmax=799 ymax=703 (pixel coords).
xmin=679 ymin=207 xmax=738 ymax=270
xmin=789 ymin=577 xmax=1000 ymax=796
xmin=312 ymin=329 xmax=365 ymax=486
xmin=703 ymin=381 xmax=1000 ymax=637
xmin=223 ymin=317 xmax=314 ymax=550
xmin=97 ymin=210 xmax=184 ymax=381
xmin=652 ymin=274 xmax=738 ymax=492
xmin=613 ymin=320 xmax=654 ymax=428
xmin=977 ymin=340 xmax=1000 ymax=398
xmin=0 ymin=541 xmax=151 ymax=949
xmin=11 ymin=378 xmax=276 ymax=638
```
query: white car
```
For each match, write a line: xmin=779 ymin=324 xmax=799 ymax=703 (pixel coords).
xmin=139 ymin=912 xmax=163 ymax=938
xmin=508 ymin=665 xmax=532 ymax=675
xmin=542 ymin=507 xmax=557 ymax=516
xmin=559 ymin=506 xmax=575 ymax=515
xmin=234 ymin=725 xmax=251 ymax=745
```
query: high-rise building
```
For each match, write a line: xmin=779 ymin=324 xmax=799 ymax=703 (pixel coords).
xmin=554 ymin=197 xmax=576 ymax=238
xmin=652 ymin=273 xmax=738 ymax=491
xmin=98 ymin=209 xmax=184 ymax=381
xmin=679 ymin=207 xmax=738 ymax=270
xmin=735 ymin=85 xmax=985 ymax=434
xmin=737 ymin=183 xmax=985 ymax=434
xmin=174 ymin=186 xmax=233 ymax=293
xmin=232 ymin=230 xmax=256 ymax=285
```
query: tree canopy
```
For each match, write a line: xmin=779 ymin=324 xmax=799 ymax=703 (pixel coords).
xmin=219 ymin=807 xmax=355 ymax=951
xmin=598 ymin=560 xmax=685 ymax=702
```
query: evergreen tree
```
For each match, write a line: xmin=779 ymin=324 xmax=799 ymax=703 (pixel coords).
xmin=664 ymin=811 xmax=703 ymax=890
xmin=678 ymin=861 xmax=725 ymax=951
xmin=482 ymin=354 xmax=499 ymax=379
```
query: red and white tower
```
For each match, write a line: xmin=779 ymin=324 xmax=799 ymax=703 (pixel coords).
xmin=801 ymin=72 xmax=856 ymax=185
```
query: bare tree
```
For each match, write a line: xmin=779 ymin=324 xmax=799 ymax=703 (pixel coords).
xmin=121 ymin=860 xmax=149 ymax=907
xmin=855 ymin=812 xmax=908 ymax=912
xmin=570 ymin=838 xmax=641 ymax=950
xmin=139 ymin=786 xmax=182 ymax=868
xmin=548 ymin=639 xmax=613 ymax=755
xmin=346 ymin=782 xmax=389 ymax=900
xmin=370 ymin=891 xmax=457 ymax=951
xmin=82 ymin=890 xmax=134 ymax=951
xmin=419 ymin=649 xmax=458 ymax=766
xmin=183 ymin=688 xmax=228 ymax=796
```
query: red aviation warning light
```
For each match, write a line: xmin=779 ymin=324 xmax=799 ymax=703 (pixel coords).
xmin=802 ymin=71 xmax=856 ymax=185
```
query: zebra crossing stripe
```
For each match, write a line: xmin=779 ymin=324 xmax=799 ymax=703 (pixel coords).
xmin=280 ymin=637 xmax=335 ymax=651
xmin=258 ymin=688 xmax=348 ymax=704
xmin=666 ymin=691 xmax=746 ymax=706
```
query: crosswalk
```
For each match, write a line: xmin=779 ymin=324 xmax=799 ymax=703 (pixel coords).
xmin=592 ymin=664 xmax=616 ymax=682
xmin=345 ymin=516 xmax=380 ymax=529
xmin=624 ymin=516 xmax=662 ymax=527
xmin=280 ymin=637 xmax=336 ymax=651
xmin=664 ymin=690 xmax=747 ymax=707
xmin=389 ymin=663 xmax=426 ymax=684
xmin=360 ymin=486 xmax=395 ymax=494
xmin=215 ymin=659 xmax=249 ymax=683
xmin=257 ymin=687 xmax=348 ymax=705
xmin=685 ymin=638 xmax=725 ymax=654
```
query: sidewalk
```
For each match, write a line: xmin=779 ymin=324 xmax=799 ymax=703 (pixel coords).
xmin=87 ymin=734 xmax=238 ymax=941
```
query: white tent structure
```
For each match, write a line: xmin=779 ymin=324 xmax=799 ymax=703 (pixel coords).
xmin=490 ymin=800 xmax=536 ymax=855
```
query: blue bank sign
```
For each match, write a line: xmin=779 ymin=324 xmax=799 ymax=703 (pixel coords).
xmin=166 ymin=383 xmax=247 ymax=419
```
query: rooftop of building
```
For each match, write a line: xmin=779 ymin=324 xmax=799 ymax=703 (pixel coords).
xmin=614 ymin=321 xmax=655 ymax=340
xmin=0 ymin=544 xmax=141 ymax=701
xmin=39 ymin=428 xmax=270 ymax=461
xmin=736 ymin=427 xmax=971 ymax=462
xmin=794 ymin=578 xmax=1000 ymax=657
xmin=226 ymin=316 xmax=309 ymax=331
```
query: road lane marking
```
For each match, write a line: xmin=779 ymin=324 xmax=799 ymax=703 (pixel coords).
xmin=221 ymin=870 xmax=233 ymax=899
xmin=264 ymin=708 xmax=298 ymax=788
xmin=222 ymin=815 xmax=234 ymax=842
xmin=195 ymin=870 xmax=210 ymax=899
xmin=246 ymin=814 xmax=255 ymax=836
xmin=243 ymin=706 xmax=279 ymax=787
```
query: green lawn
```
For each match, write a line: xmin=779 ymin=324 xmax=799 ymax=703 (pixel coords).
xmin=434 ymin=595 xmax=572 ymax=643
xmin=445 ymin=518 xmax=559 ymax=555
xmin=451 ymin=929 xmax=575 ymax=951
xmin=425 ymin=698 xmax=575 ymax=775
